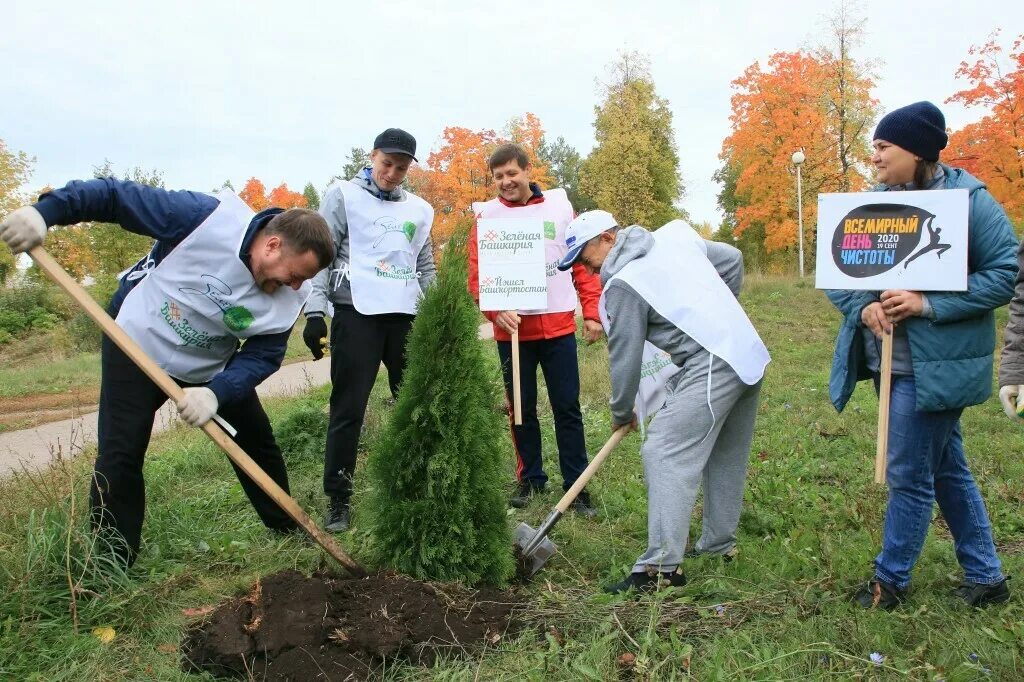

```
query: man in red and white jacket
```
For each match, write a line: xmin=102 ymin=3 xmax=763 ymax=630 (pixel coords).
xmin=468 ymin=143 xmax=603 ymax=516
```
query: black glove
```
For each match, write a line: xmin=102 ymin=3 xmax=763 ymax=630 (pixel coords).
xmin=303 ymin=315 xmax=328 ymax=360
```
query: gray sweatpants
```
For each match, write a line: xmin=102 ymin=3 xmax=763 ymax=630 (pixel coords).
xmin=633 ymin=348 xmax=762 ymax=573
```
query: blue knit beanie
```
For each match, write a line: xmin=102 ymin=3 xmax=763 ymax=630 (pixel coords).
xmin=873 ymin=101 xmax=948 ymax=162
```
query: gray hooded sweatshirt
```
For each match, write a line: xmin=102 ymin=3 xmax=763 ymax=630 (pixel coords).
xmin=305 ymin=168 xmax=437 ymax=316
xmin=601 ymin=226 xmax=745 ymax=425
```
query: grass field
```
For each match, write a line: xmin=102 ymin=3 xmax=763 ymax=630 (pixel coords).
xmin=1 ymin=276 xmax=1022 ymax=680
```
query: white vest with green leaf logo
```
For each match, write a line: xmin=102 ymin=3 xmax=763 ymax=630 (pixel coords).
xmin=342 ymin=182 xmax=433 ymax=315
xmin=115 ymin=191 xmax=311 ymax=383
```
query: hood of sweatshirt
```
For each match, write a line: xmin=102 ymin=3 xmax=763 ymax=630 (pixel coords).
xmin=600 ymin=226 xmax=654 ymax=286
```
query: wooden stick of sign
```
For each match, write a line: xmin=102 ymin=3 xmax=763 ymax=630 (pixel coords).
xmin=511 ymin=328 xmax=523 ymax=425
xmin=874 ymin=327 xmax=894 ymax=485
xmin=28 ymin=246 xmax=365 ymax=575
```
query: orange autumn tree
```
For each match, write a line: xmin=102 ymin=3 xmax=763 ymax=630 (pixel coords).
xmin=723 ymin=52 xmax=832 ymax=254
xmin=410 ymin=114 xmax=554 ymax=248
xmin=239 ymin=177 xmax=269 ymax=211
xmin=267 ymin=182 xmax=308 ymax=209
xmin=408 ymin=126 xmax=497 ymax=246
xmin=505 ymin=112 xmax=554 ymax=188
xmin=720 ymin=48 xmax=874 ymax=272
xmin=239 ymin=178 xmax=307 ymax=210
xmin=946 ymin=31 xmax=1024 ymax=231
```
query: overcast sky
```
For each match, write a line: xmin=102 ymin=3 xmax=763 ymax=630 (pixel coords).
xmin=4 ymin=1 xmax=1021 ymax=227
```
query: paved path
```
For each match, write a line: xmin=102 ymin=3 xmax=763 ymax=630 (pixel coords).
xmin=0 ymin=359 xmax=333 ymax=477
xmin=0 ymin=321 xmax=495 ymax=477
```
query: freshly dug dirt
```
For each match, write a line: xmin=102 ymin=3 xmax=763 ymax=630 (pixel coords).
xmin=181 ymin=570 xmax=523 ymax=681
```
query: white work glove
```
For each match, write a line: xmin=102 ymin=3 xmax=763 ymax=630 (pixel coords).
xmin=177 ymin=387 xmax=219 ymax=427
xmin=0 ymin=206 xmax=47 ymax=253
xmin=999 ymin=385 xmax=1024 ymax=420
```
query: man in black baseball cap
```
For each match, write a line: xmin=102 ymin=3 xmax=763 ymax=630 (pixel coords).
xmin=303 ymin=127 xmax=436 ymax=532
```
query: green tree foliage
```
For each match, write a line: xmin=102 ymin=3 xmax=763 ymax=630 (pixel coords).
xmin=540 ymin=135 xmax=594 ymax=211
xmin=714 ymin=154 xmax=774 ymax=273
xmin=814 ymin=0 xmax=878 ymax=192
xmin=342 ymin=147 xmax=369 ymax=184
xmin=0 ymin=283 xmax=66 ymax=345
xmin=323 ymin=147 xmax=371 ymax=193
xmin=580 ymin=51 xmax=685 ymax=227
xmin=366 ymin=235 xmax=513 ymax=585
xmin=302 ymin=182 xmax=320 ymax=211
xmin=46 ymin=161 xmax=165 ymax=280
xmin=86 ymin=162 xmax=165 ymax=278
xmin=0 ymin=139 xmax=35 ymax=284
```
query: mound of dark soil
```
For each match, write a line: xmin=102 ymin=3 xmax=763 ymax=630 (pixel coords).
xmin=181 ymin=570 xmax=522 ymax=681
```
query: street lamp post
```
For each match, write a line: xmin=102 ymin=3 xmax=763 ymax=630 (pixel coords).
xmin=792 ymin=149 xmax=806 ymax=278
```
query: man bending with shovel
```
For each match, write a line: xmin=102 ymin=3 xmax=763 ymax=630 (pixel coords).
xmin=0 ymin=178 xmax=334 ymax=567
xmin=557 ymin=211 xmax=769 ymax=594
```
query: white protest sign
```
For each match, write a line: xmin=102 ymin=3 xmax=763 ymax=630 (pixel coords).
xmin=477 ymin=218 xmax=547 ymax=311
xmin=814 ymin=189 xmax=969 ymax=291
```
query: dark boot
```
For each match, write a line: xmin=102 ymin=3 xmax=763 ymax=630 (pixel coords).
xmin=604 ymin=568 xmax=687 ymax=595
xmin=510 ymin=480 xmax=546 ymax=508
xmin=853 ymin=578 xmax=907 ymax=610
xmin=325 ymin=497 xmax=350 ymax=533
xmin=954 ymin=578 xmax=1010 ymax=607
xmin=569 ymin=490 xmax=597 ymax=519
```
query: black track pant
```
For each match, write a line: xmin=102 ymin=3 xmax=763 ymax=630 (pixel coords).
xmin=91 ymin=336 xmax=295 ymax=566
xmin=323 ymin=305 xmax=413 ymax=502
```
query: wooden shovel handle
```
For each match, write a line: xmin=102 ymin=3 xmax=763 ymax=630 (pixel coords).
xmin=28 ymin=246 xmax=365 ymax=575
xmin=553 ymin=426 xmax=629 ymax=514
xmin=511 ymin=329 xmax=522 ymax=425
xmin=874 ymin=328 xmax=894 ymax=485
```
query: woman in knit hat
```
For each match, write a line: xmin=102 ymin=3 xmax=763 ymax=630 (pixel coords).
xmin=826 ymin=101 xmax=1018 ymax=609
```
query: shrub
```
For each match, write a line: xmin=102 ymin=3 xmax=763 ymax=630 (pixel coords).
xmin=274 ymin=402 xmax=329 ymax=464
xmin=0 ymin=283 xmax=73 ymax=343
xmin=366 ymin=234 xmax=513 ymax=585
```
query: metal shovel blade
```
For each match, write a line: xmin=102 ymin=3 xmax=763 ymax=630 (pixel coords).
xmin=514 ymin=521 xmax=558 ymax=577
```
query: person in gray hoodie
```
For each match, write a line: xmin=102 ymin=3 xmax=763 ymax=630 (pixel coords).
xmin=303 ymin=128 xmax=437 ymax=533
xmin=557 ymin=210 xmax=770 ymax=594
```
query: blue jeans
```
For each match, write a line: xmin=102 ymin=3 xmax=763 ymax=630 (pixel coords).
xmin=875 ymin=376 xmax=1004 ymax=589
xmin=496 ymin=333 xmax=588 ymax=490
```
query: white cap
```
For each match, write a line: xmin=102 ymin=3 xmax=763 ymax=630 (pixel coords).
xmin=557 ymin=210 xmax=619 ymax=270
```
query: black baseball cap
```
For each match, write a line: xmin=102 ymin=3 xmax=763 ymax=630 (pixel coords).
xmin=373 ymin=128 xmax=417 ymax=161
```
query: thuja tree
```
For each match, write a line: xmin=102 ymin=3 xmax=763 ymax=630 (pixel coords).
xmin=366 ymin=235 xmax=513 ymax=585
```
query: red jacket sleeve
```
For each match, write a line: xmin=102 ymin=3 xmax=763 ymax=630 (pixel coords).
xmin=467 ymin=219 xmax=497 ymax=323
xmin=571 ymin=262 xmax=602 ymax=321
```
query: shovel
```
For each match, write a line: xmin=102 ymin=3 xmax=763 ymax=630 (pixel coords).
xmin=515 ymin=426 xmax=630 ymax=576
xmin=28 ymin=246 xmax=365 ymax=576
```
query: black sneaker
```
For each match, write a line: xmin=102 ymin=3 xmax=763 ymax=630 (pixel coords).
xmin=569 ymin=491 xmax=598 ymax=519
xmin=853 ymin=578 xmax=907 ymax=610
xmin=510 ymin=481 xmax=545 ymax=508
xmin=325 ymin=497 xmax=350 ymax=533
xmin=604 ymin=568 xmax=687 ymax=595
xmin=954 ymin=578 xmax=1010 ymax=607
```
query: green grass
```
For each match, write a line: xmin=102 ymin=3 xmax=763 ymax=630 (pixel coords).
xmin=0 ymin=350 xmax=102 ymax=399
xmin=1 ymin=276 xmax=1022 ymax=680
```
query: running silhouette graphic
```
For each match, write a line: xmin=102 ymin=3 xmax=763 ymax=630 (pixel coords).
xmin=904 ymin=216 xmax=951 ymax=269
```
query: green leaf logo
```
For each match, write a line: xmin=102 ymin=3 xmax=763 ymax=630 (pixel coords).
xmin=223 ymin=305 xmax=255 ymax=332
xmin=544 ymin=221 xmax=556 ymax=240
xmin=402 ymin=221 xmax=417 ymax=242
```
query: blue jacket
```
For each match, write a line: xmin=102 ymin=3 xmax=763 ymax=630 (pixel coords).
xmin=827 ymin=165 xmax=1019 ymax=412
xmin=34 ymin=178 xmax=290 ymax=406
